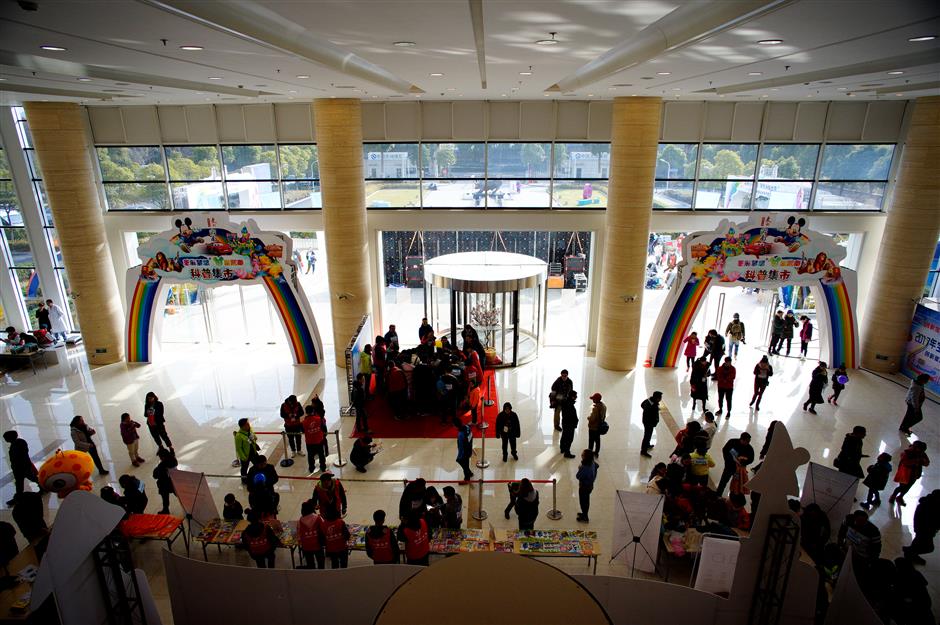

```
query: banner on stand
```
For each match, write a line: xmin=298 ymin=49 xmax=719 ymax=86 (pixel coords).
xmin=694 ymin=536 xmax=741 ymax=596
xmin=344 ymin=314 xmax=374 ymax=410
xmin=900 ymin=303 xmax=940 ymax=395
xmin=169 ymin=469 xmax=218 ymax=528
xmin=800 ymin=462 xmax=859 ymax=541
xmin=611 ymin=490 xmax=664 ymax=574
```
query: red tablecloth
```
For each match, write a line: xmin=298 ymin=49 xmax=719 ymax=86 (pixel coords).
xmin=119 ymin=513 xmax=183 ymax=539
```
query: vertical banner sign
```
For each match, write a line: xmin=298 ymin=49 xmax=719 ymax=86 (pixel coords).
xmin=611 ymin=490 xmax=664 ymax=574
xmin=900 ymin=303 xmax=940 ymax=395
xmin=344 ymin=314 xmax=374 ymax=410
xmin=694 ymin=537 xmax=741 ymax=596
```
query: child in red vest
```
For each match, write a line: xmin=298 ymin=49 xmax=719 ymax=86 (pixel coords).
xmin=321 ymin=506 xmax=350 ymax=569
xmin=366 ymin=509 xmax=400 ymax=564
xmin=297 ymin=499 xmax=324 ymax=569
xmin=241 ymin=509 xmax=279 ymax=568
xmin=397 ymin=511 xmax=430 ymax=566
xmin=303 ymin=405 xmax=329 ymax=473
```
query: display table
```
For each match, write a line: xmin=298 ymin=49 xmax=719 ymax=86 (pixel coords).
xmin=0 ymin=544 xmax=39 ymax=624
xmin=119 ymin=513 xmax=188 ymax=554
xmin=492 ymin=529 xmax=600 ymax=574
xmin=0 ymin=349 xmax=47 ymax=375
xmin=194 ymin=517 xmax=297 ymax=566
xmin=429 ymin=528 xmax=491 ymax=554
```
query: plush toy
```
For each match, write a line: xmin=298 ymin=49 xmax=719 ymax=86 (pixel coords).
xmin=38 ymin=450 xmax=95 ymax=498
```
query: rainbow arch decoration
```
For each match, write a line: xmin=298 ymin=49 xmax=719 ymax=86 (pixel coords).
xmin=124 ymin=213 xmax=322 ymax=365
xmin=647 ymin=214 xmax=859 ymax=369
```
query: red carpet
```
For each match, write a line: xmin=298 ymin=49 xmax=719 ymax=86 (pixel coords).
xmin=353 ymin=369 xmax=500 ymax=438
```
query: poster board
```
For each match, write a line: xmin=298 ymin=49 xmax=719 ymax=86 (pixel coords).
xmin=900 ymin=302 xmax=940 ymax=395
xmin=694 ymin=536 xmax=741 ymax=596
xmin=344 ymin=314 xmax=374 ymax=410
xmin=169 ymin=469 xmax=219 ymax=528
xmin=800 ymin=462 xmax=859 ymax=540
xmin=611 ymin=490 xmax=664 ymax=574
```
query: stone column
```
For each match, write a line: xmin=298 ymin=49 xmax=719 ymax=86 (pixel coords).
xmin=861 ymin=96 xmax=940 ymax=372
xmin=313 ymin=99 xmax=372 ymax=363
xmin=24 ymin=102 xmax=124 ymax=365
xmin=596 ymin=97 xmax=662 ymax=371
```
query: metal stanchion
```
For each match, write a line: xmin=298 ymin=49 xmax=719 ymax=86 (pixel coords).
xmin=332 ymin=430 xmax=347 ymax=468
xmin=546 ymin=478 xmax=563 ymax=520
xmin=482 ymin=371 xmax=495 ymax=408
xmin=471 ymin=478 xmax=488 ymax=521
xmin=279 ymin=430 xmax=294 ymax=467
xmin=475 ymin=429 xmax=490 ymax=469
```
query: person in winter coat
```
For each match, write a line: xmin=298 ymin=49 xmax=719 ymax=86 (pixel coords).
xmin=899 ymin=373 xmax=929 ymax=436
xmin=234 ymin=418 xmax=258 ymax=483
xmin=860 ymin=452 xmax=892 ymax=510
xmin=397 ymin=511 xmax=430 ymax=566
xmin=716 ymin=433 xmax=754 ymax=496
xmin=802 ymin=362 xmax=828 ymax=414
xmin=725 ymin=314 xmax=746 ymax=359
xmin=640 ymin=392 xmax=662 ymax=457
xmin=714 ymin=357 xmax=736 ymax=418
xmin=321 ymin=506 xmax=351 ymax=569
xmin=829 ymin=364 xmax=848 ymax=405
xmin=889 ymin=441 xmax=930 ymax=507
xmin=455 ymin=423 xmax=474 ymax=481
xmin=576 ymin=450 xmax=599 ymax=523
xmin=781 ymin=310 xmax=799 ymax=356
xmin=70 ymin=415 xmax=108 ymax=475
xmin=704 ymin=330 xmax=725 ymax=376
xmin=833 ymin=426 xmax=867 ymax=479
xmin=770 ymin=310 xmax=786 ymax=355
xmin=690 ymin=356 xmax=710 ymax=413
xmin=152 ymin=447 xmax=179 ymax=514
xmin=280 ymin=395 xmax=305 ymax=458
xmin=750 ymin=356 xmax=773 ymax=411
xmin=241 ymin=509 xmax=279 ymax=568
xmin=119 ymin=413 xmax=145 ymax=467
xmin=550 ymin=370 xmax=574 ymax=432
xmin=2 ymin=431 xmax=40 ymax=506
xmin=495 ymin=402 xmax=521 ymax=462
xmin=303 ymin=404 xmax=329 ymax=473
xmin=35 ymin=302 xmax=50 ymax=331
xmin=902 ymin=489 xmax=940 ymax=565
xmin=559 ymin=391 xmax=579 ymax=459
xmin=799 ymin=316 xmax=814 ymax=359
xmin=514 ymin=478 xmax=540 ymax=530
xmin=297 ymin=499 xmax=325 ymax=569
xmin=143 ymin=391 xmax=173 ymax=451
xmin=682 ymin=332 xmax=700 ymax=370
xmin=118 ymin=474 xmax=148 ymax=514
xmin=350 ymin=437 xmax=377 ymax=473
xmin=365 ymin=509 xmax=400 ymax=565
xmin=586 ymin=393 xmax=607 ymax=457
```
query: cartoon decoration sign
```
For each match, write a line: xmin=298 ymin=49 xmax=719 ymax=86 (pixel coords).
xmin=125 ymin=214 xmax=322 ymax=365
xmin=647 ymin=214 xmax=859 ymax=369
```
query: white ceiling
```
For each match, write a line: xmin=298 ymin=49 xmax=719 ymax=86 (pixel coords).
xmin=0 ymin=0 xmax=937 ymax=106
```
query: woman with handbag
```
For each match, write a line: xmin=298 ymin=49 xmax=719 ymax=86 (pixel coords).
xmin=586 ymin=393 xmax=607 ymax=457
xmin=70 ymin=415 xmax=109 ymax=476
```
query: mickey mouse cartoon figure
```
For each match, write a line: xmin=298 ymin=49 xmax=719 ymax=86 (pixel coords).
xmin=174 ymin=217 xmax=203 ymax=252
xmin=778 ymin=216 xmax=808 ymax=252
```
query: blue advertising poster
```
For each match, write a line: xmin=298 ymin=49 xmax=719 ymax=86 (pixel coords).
xmin=900 ymin=303 xmax=940 ymax=396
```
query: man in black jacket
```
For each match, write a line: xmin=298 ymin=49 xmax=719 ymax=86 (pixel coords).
xmin=495 ymin=402 xmax=521 ymax=462
xmin=640 ymin=392 xmax=662 ymax=457
xmin=559 ymin=391 xmax=579 ymax=459
xmin=3 ymin=431 xmax=40 ymax=506
xmin=550 ymin=370 xmax=574 ymax=432
xmin=716 ymin=432 xmax=754 ymax=495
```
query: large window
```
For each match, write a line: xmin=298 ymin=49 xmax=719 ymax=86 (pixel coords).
xmin=553 ymin=143 xmax=609 ymax=209
xmin=814 ymin=144 xmax=895 ymax=211
xmin=754 ymin=144 xmax=818 ymax=211
xmin=654 ymin=143 xmax=697 ymax=209
xmin=97 ymin=147 xmax=170 ymax=211
xmin=363 ymin=143 xmax=419 ymax=208
xmin=695 ymin=144 xmax=758 ymax=209
xmin=0 ymin=145 xmax=43 ymax=325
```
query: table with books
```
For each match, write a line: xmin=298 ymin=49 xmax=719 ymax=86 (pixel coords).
xmin=194 ymin=518 xmax=300 ymax=565
xmin=429 ymin=528 xmax=491 ymax=554
xmin=493 ymin=529 xmax=600 ymax=574
xmin=118 ymin=513 xmax=188 ymax=554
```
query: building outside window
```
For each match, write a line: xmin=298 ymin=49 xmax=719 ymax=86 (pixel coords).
xmin=814 ymin=144 xmax=895 ymax=211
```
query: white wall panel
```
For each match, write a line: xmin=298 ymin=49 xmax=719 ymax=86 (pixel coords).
xmin=764 ymin=102 xmax=798 ymax=141
xmin=862 ymin=101 xmax=907 ymax=142
xmin=121 ymin=106 xmax=160 ymax=144
xmin=384 ymin=102 xmax=421 ymax=140
xmin=794 ymin=102 xmax=829 ymax=142
xmin=87 ymin=107 xmax=126 ymax=144
xmin=360 ymin=102 xmax=386 ymax=140
xmin=489 ymin=101 xmax=520 ymax=139
xmin=452 ymin=101 xmax=485 ymax=139
xmin=215 ymin=104 xmax=247 ymax=142
xmin=827 ymin=101 xmax=868 ymax=141
xmin=421 ymin=102 xmax=453 ymax=140
xmin=661 ymin=102 xmax=704 ymax=142
xmin=731 ymin=102 xmax=765 ymax=142
xmin=274 ymin=103 xmax=316 ymax=141
xmin=704 ymin=102 xmax=735 ymax=140
xmin=243 ymin=104 xmax=276 ymax=142
xmin=520 ymin=101 xmax=555 ymax=140
xmin=588 ymin=101 xmax=612 ymax=140
xmin=556 ymin=101 xmax=590 ymax=140
xmin=156 ymin=106 xmax=189 ymax=143
xmin=184 ymin=105 xmax=218 ymax=143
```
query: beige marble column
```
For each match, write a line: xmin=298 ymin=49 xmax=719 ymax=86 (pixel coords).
xmin=313 ymin=98 xmax=372 ymax=363
xmin=596 ymin=97 xmax=662 ymax=371
xmin=861 ymin=96 xmax=940 ymax=372
xmin=24 ymin=102 xmax=124 ymax=365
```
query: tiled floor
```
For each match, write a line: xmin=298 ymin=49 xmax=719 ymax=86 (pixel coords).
xmin=1 ymin=334 xmax=937 ymax=624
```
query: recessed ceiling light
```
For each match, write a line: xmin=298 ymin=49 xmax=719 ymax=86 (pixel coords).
xmin=748 ymin=72 xmax=763 ymax=76
xmin=887 ymin=70 xmax=904 ymax=75
xmin=393 ymin=41 xmax=416 ymax=47
xmin=847 ymin=93 xmax=855 ymax=97
xmin=761 ymin=94 xmax=769 ymax=98
xmin=371 ymin=95 xmax=378 ymax=99
xmin=908 ymin=35 xmax=936 ymax=42
xmin=519 ymin=71 xmax=532 ymax=76
xmin=208 ymin=76 xmax=222 ymax=80
xmin=429 ymin=73 xmax=444 ymax=77
xmin=288 ymin=90 xmax=297 ymax=93
xmin=543 ymin=93 xmax=550 ymax=96
xmin=771 ymin=88 xmax=779 ymax=91
xmin=296 ymin=75 xmax=310 ymax=79
xmin=895 ymin=93 xmax=905 ymax=96
xmin=77 ymin=77 xmax=92 ymax=82
xmin=837 ymin=87 xmax=848 ymax=91
xmin=414 ymin=94 xmax=421 ymax=97
xmin=587 ymin=93 xmax=594 ymax=97
xmin=0 ymin=78 xmax=7 ymax=81
xmin=719 ymin=94 xmax=725 ymax=98
xmin=179 ymin=45 xmax=203 ymax=51
xmin=757 ymin=39 xmax=783 ymax=45
xmin=536 ymin=32 xmax=559 ymax=46
xmin=40 ymin=45 xmax=67 ymax=51
xmin=656 ymin=71 xmax=671 ymax=76
xmin=501 ymin=93 xmax=508 ymax=97
xmin=446 ymin=87 xmax=456 ymax=91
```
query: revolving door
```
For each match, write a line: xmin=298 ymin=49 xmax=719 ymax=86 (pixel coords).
xmin=424 ymin=252 xmax=547 ymax=368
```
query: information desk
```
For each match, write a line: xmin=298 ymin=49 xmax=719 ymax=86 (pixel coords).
xmin=119 ymin=513 xmax=188 ymax=554
xmin=492 ymin=529 xmax=600 ymax=574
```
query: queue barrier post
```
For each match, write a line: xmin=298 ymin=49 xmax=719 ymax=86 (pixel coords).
xmin=482 ymin=371 xmax=495 ymax=409
xmin=471 ymin=478 xmax=488 ymax=521
xmin=332 ymin=430 xmax=347 ymax=468
xmin=546 ymin=478 xmax=563 ymax=521
xmin=475 ymin=429 xmax=489 ymax=469
xmin=279 ymin=430 xmax=294 ymax=468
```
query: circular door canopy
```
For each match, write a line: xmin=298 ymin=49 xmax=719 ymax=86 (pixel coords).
xmin=424 ymin=251 xmax=547 ymax=293
xmin=374 ymin=552 xmax=611 ymax=625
